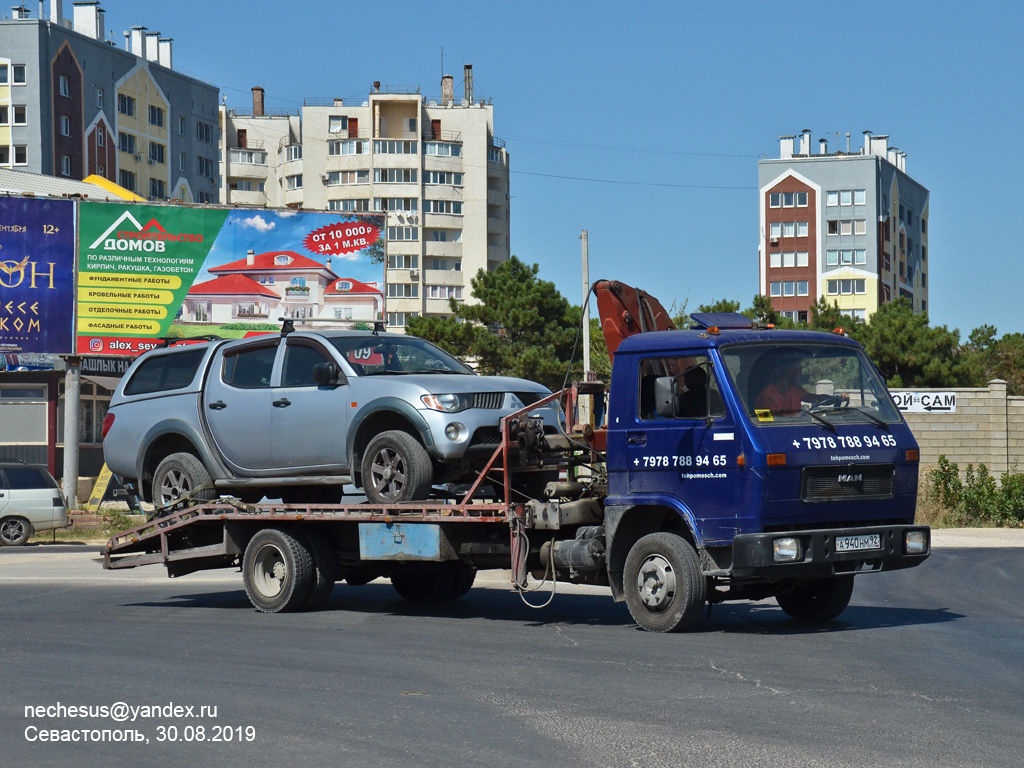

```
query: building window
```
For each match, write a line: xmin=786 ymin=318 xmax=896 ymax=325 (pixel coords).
xmin=328 ymin=140 xmax=366 ymax=155
xmin=424 ymin=170 xmax=462 ymax=186
xmin=386 ymin=312 xmax=418 ymax=328
xmin=855 ymin=249 xmax=867 ymax=265
xmin=326 ymin=170 xmax=368 ymax=185
xmin=229 ymin=149 xmax=267 ymax=165
xmin=826 ymin=279 xmax=866 ymax=295
xmin=148 ymin=105 xmax=165 ymax=127
xmin=769 ymin=281 xmax=781 ymax=297
xmin=424 ymin=200 xmax=462 ymax=215
xmin=149 ymin=142 xmax=166 ymax=164
xmin=118 ymin=94 xmax=135 ymax=116
xmin=97 ymin=88 xmax=103 ymax=108
xmin=796 ymin=221 xmax=808 ymax=237
xmin=427 ymin=285 xmax=462 ymax=300
xmin=429 ymin=258 xmax=461 ymax=271
xmin=12 ymin=64 xmax=27 ymax=85
xmin=13 ymin=105 xmax=27 ymax=125
xmin=387 ymin=283 xmax=418 ymax=298
xmin=429 ymin=229 xmax=462 ymax=242
xmin=424 ymin=141 xmax=461 ymax=157
xmin=178 ymin=116 xmax=186 ymax=135
xmin=118 ymin=169 xmax=137 ymax=191
xmin=284 ymin=144 xmax=302 ymax=161
xmin=375 ymin=168 xmax=418 ymax=183
xmin=197 ymin=191 xmax=214 ymax=204
xmin=179 ymin=152 xmax=186 ymax=171
xmin=118 ymin=132 xmax=136 ymax=154
xmin=150 ymin=178 xmax=166 ymax=199
xmin=329 ymin=115 xmax=347 ymax=133
xmin=387 ymin=226 xmax=418 ymax=241
xmin=58 ymin=115 xmax=70 ymax=136
xmin=328 ymin=199 xmax=369 ymax=212
xmin=373 ymin=197 xmax=417 ymax=212
xmin=770 ymin=252 xmax=781 ymax=269
xmin=769 ymin=222 xmax=781 ymax=239
xmin=60 ymin=155 xmax=71 ymax=176
xmin=0 ymin=64 xmax=6 ymax=84
xmin=97 ymin=126 xmax=105 ymax=147
xmin=97 ymin=164 xmax=104 ymax=177
xmin=196 ymin=121 xmax=213 ymax=143
xmin=196 ymin=156 xmax=215 ymax=177
xmin=59 ymin=75 xmax=70 ymax=97
xmin=373 ymin=140 xmax=417 ymax=155
xmin=286 ymin=174 xmax=303 ymax=189
xmin=387 ymin=254 xmax=418 ymax=269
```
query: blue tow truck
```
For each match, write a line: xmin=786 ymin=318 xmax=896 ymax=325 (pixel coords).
xmin=102 ymin=281 xmax=929 ymax=632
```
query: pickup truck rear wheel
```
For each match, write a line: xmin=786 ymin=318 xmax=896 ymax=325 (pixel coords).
xmin=361 ymin=431 xmax=432 ymax=504
xmin=152 ymin=452 xmax=215 ymax=508
xmin=623 ymin=532 xmax=706 ymax=632
xmin=776 ymin=575 xmax=854 ymax=621
xmin=242 ymin=528 xmax=314 ymax=613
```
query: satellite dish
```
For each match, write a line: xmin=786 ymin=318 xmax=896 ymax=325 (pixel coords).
xmin=460 ymin=98 xmax=468 ymax=107
xmin=428 ymin=100 xmax=437 ymax=107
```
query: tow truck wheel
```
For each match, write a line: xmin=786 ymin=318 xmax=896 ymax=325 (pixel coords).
xmin=297 ymin=531 xmax=337 ymax=610
xmin=361 ymin=430 xmax=433 ymax=504
xmin=391 ymin=563 xmax=459 ymax=602
xmin=776 ymin=575 xmax=854 ymax=621
xmin=242 ymin=528 xmax=314 ymax=613
xmin=444 ymin=563 xmax=477 ymax=600
xmin=152 ymin=452 xmax=215 ymax=509
xmin=623 ymin=532 xmax=707 ymax=632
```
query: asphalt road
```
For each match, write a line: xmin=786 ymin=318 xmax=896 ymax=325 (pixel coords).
xmin=1 ymin=536 xmax=1022 ymax=768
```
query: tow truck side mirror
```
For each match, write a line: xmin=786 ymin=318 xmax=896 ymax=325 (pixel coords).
xmin=313 ymin=362 xmax=345 ymax=387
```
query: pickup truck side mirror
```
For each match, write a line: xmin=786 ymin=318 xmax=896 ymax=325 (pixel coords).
xmin=312 ymin=361 xmax=345 ymax=387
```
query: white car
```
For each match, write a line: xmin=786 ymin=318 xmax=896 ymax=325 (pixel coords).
xmin=0 ymin=462 xmax=69 ymax=546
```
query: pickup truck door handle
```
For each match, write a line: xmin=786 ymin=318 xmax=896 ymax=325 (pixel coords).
xmin=208 ymin=400 xmax=227 ymax=411
xmin=627 ymin=433 xmax=647 ymax=446
xmin=272 ymin=398 xmax=291 ymax=408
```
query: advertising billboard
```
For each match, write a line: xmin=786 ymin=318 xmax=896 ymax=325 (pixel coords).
xmin=76 ymin=203 xmax=385 ymax=355
xmin=0 ymin=197 xmax=75 ymax=354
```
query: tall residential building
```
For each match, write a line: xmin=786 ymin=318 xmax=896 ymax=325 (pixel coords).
xmin=758 ymin=130 xmax=929 ymax=323
xmin=0 ymin=0 xmax=219 ymax=202
xmin=219 ymin=65 xmax=511 ymax=327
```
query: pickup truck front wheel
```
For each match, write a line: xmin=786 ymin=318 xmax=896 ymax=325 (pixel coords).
xmin=624 ymin=532 xmax=707 ymax=632
xmin=776 ymin=575 xmax=854 ymax=621
xmin=361 ymin=431 xmax=432 ymax=504
xmin=152 ymin=452 xmax=215 ymax=508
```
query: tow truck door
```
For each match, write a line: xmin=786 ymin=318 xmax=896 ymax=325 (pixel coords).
xmin=626 ymin=353 xmax=744 ymax=542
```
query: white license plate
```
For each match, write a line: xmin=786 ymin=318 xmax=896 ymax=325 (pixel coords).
xmin=835 ymin=534 xmax=881 ymax=552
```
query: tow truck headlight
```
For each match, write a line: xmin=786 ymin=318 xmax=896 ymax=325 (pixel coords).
xmin=773 ymin=537 xmax=803 ymax=563
xmin=421 ymin=394 xmax=470 ymax=413
xmin=905 ymin=530 xmax=928 ymax=555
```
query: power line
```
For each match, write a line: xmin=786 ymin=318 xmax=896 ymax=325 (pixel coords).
xmin=511 ymin=170 xmax=754 ymax=190
xmin=502 ymin=134 xmax=758 ymax=159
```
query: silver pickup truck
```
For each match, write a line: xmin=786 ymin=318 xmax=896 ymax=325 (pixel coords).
xmin=102 ymin=328 xmax=557 ymax=506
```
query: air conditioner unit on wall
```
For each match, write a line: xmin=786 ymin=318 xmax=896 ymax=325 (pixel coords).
xmin=409 ymin=269 xmax=419 ymax=279
xmin=770 ymin=239 xmax=779 ymax=246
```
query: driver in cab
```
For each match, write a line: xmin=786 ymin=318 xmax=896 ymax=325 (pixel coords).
xmin=755 ymin=355 xmax=849 ymax=413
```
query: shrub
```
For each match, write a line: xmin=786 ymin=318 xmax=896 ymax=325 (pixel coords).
xmin=927 ymin=456 xmax=1024 ymax=527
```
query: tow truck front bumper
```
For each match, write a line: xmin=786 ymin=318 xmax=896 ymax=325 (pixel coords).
xmin=730 ymin=524 xmax=930 ymax=580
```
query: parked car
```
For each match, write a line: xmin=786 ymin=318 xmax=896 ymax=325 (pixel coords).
xmin=103 ymin=328 xmax=559 ymax=507
xmin=0 ymin=461 xmax=69 ymax=546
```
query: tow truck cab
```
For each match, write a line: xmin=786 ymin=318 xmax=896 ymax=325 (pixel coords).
xmin=604 ymin=315 xmax=929 ymax=592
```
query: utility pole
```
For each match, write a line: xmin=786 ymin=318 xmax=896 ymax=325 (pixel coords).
xmin=61 ymin=356 xmax=81 ymax=509
xmin=579 ymin=230 xmax=591 ymax=428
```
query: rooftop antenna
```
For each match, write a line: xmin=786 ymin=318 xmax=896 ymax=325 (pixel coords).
xmin=440 ymin=46 xmax=444 ymax=83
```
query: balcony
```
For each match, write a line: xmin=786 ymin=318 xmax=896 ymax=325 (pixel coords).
xmin=285 ymin=286 xmax=310 ymax=298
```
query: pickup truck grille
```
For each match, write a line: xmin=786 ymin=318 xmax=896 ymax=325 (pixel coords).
xmin=514 ymin=392 xmax=545 ymax=406
xmin=801 ymin=464 xmax=895 ymax=502
xmin=472 ymin=392 xmax=505 ymax=409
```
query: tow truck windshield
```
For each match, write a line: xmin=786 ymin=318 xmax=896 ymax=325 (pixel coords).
xmin=720 ymin=342 xmax=901 ymax=426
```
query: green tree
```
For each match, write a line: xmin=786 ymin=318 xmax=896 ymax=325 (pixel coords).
xmin=696 ymin=298 xmax=741 ymax=314
xmin=406 ymin=256 xmax=581 ymax=390
xmin=856 ymin=299 xmax=970 ymax=387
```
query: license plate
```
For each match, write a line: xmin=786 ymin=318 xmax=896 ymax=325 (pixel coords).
xmin=835 ymin=533 xmax=881 ymax=552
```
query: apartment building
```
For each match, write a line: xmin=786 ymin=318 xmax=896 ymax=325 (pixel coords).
xmin=0 ymin=0 xmax=219 ymax=202
xmin=758 ymin=130 xmax=929 ymax=323
xmin=220 ymin=66 xmax=511 ymax=327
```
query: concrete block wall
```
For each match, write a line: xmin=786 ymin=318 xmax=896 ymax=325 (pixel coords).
xmin=898 ymin=380 xmax=1023 ymax=478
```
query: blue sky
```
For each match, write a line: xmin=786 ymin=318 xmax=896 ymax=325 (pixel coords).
xmin=93 ymin=0 xmax=1024 ymax=337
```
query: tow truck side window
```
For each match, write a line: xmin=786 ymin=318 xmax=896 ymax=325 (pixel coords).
xmin=637 ymin=355 xmax=725 ymax=421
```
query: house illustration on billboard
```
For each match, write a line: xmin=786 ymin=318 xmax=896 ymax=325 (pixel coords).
xmin=180 ymin=249 xmax=382 ymax=325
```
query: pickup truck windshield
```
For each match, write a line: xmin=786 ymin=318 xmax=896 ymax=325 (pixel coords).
xmin=720 ymin=341 xmax=901 ymax=426
xmin=328 ymin=336 xmax=474 ymax=376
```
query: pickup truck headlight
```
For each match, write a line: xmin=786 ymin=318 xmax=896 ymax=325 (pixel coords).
xmin=421 ymin=393 xmax=471 ymax=413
